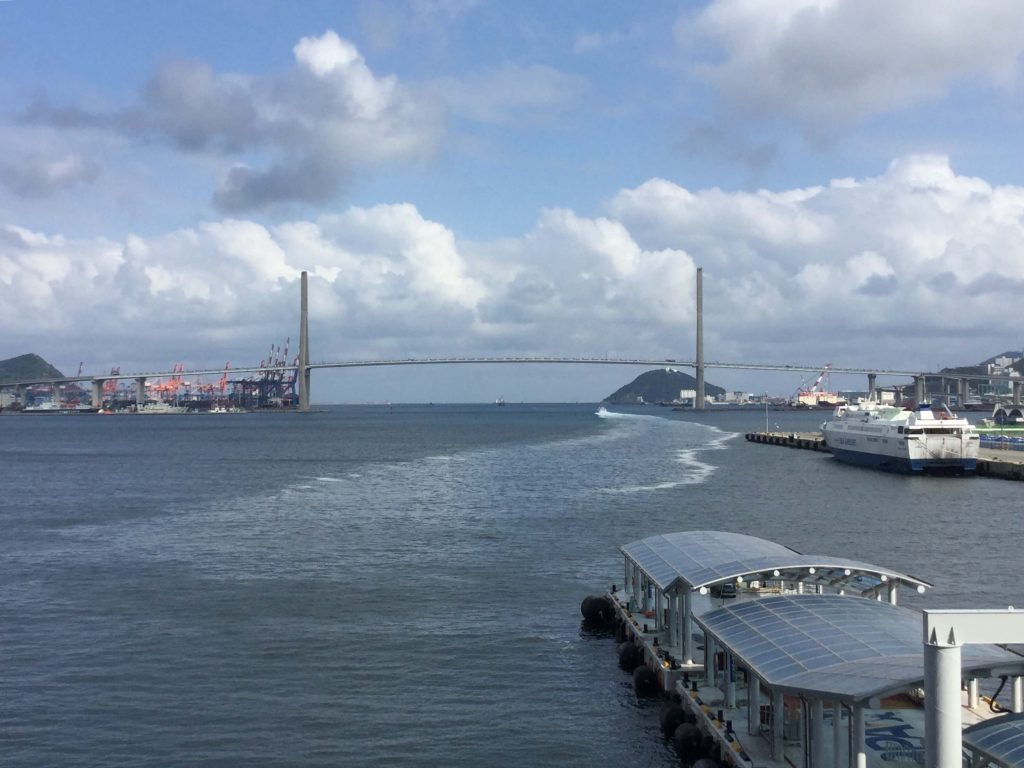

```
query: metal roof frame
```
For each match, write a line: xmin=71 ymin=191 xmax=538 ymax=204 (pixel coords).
xmin=620 ymin=530 xmax=931 ymax=596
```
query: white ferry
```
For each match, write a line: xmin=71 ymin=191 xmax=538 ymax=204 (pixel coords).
xmin=821 ymin=400 xmax=979 ymax=473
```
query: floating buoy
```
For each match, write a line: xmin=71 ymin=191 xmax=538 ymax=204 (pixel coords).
xmin=659 ymin=703 xmax=687 ymax=738
xmin=618 ymin=641 xmax=642 ymax=672
xmin=632 ymin=665 xmax=659 ymax=697
xmin=672 ymin=722 xmax=703 ymax=761
xmin=580 ymin=595 xmax=615 ymax=625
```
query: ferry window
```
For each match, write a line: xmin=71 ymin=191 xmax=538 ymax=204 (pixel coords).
xmin=897 ymin=426 xmax=903 ymax=434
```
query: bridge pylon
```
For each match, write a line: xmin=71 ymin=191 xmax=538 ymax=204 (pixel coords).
xmin=298 ymin=271 xmax=311 ymax=412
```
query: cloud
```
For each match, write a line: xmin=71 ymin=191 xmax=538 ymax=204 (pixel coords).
xmin=573 ymin=23 xmax=644 ymax=54
xmin=433 ymin=62 xmax=588 ymax=124
xmin=20 ymin=30 xmax=445 ymax=212
xmin=3 ymin=155 xmax=1024 ymax=381
xmin=0 ymin=155 xmax=101 ymax=197
xmin=678 ymin=0 xmax=1024 ymax=132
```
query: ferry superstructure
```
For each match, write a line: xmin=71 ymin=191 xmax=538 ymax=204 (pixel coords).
xmin=821 ymin=400 xmax=978 ymax=473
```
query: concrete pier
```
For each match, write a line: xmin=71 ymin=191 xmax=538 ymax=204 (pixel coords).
xmin=744 ymin=431 xmax=829 ymax=450
xmin=745 ymin=431 xmax=1024 ymax=481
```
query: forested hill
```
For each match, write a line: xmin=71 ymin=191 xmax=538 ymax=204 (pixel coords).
xmin=0 ymin=353 xmax=65 ymax=384
xmin=604 ymin=368 xmax=725 ymax=404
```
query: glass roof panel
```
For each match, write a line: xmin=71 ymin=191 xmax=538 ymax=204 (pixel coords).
xmin=698 ymin=594 xmax=1024 ymax=701
xmin=964 ymin=713 xmax=1024 ymax=765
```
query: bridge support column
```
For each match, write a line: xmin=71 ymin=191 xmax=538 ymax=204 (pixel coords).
xmin=91 ymin=380 xmax=102 ymax=408
xmin=695 ymin=267 xmax=704 ymax=409
xmin=959 ymin=378 xmax=968 ymax=407
xmin=135 ymin=377 xmax=146 ymax=410
xmin=867 ymin=373 xmax=876 ymax=401
xmin=914 ymin=375 xmax=925 ymax=404
xmin=1014 ymin=380 xmax=1022 ymax=407
xmin=53 ymin=383 xmax=62 ymax=408
xmin=298 ymin=270 xmax=311 ymax=412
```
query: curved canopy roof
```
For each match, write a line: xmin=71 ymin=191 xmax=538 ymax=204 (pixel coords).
xmin=620 ymin=530 xmax=931 ymax=595
xmin=963 ymin=713 xmax=1024 ymax=767
xmin=697 ymin=594 xmax=1024 ymax=703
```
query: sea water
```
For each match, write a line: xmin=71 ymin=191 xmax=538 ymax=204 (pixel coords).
xmin=2 ymin=404 xmax=1022 ymax=767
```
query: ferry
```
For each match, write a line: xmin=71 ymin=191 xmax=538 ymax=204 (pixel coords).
xmin=821 ymin=400 xmax=979 ymax=474
xmin=21 ymin=402 xmax=98 ymax=414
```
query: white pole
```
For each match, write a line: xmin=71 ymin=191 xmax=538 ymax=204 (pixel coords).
xmin=811 ymin=699 xmax=825 ymax=767
xmin=852 ymin=704 xmax=866 ymax=768
xmin=771 ymin=689 xmax=785 ymax=761
xmin=833 ymin=701 xmax=844 ymax=768
xmin=924 ymin=642 xmax=962 ymax=768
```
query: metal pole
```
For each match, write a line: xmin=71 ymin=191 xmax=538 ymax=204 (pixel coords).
xmin=695 ymin=267 xmax=704 ymax=410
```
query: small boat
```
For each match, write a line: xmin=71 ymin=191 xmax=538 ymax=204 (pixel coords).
xmin=136 ymin=400 xmax=188 ymax=414
xmin=821 ymin=400 xmax=979 ymax=474
xmin=495 ymin=397 xmax=506 ymax=407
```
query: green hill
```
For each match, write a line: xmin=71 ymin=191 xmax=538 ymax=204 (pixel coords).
xmin=604 ymin=368 xmax=725 ymax=405
xmin=0 ymin=353 xmax=65 ymax=384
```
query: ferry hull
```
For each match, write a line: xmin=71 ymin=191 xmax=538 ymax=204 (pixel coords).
xmin=828 ymin=445 xmax=977 ymax=475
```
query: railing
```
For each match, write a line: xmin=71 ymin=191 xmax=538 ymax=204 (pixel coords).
xmin=980 ymin=434 xmax=1024 ymax=451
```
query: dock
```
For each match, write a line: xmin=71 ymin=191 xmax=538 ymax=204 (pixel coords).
xmin=744 ymin=431 xmax=1024 ymax=481
xmin=587 ymin=530 xmax=1024 ymax=767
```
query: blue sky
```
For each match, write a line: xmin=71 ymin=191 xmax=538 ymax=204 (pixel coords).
xmin=2 ymin=0 xmax=1024 ymax=401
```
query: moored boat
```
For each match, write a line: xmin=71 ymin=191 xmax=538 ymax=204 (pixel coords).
xmin=821 ymin=400 xmax=979 ymax=474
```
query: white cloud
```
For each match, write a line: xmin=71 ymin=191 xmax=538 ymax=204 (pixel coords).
xmin=3 ymin=155 xmax=1024 ymax=384
xmin=0 ymin=155 xmax=101 ymax=197
xmin=678 ymin=0 xmax=1024 ymax=130
xmin=20 ymin=31 xmax=445 ymax=212
xmin=433 ymin=63 xmax=588 ymax=124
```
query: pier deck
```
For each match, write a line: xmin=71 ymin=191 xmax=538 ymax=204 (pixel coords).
xmin=607 ymin=588 xmax=1008 ymax=767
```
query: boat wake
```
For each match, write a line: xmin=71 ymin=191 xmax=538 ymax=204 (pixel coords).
xmin=594 ymin=411 xmax=739 ymax=493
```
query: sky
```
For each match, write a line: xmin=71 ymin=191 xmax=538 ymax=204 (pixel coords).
xmin=2 ymin=0 xmax=1024 ymax=402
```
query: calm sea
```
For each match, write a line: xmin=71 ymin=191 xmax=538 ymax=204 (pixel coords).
xmin=3 ymin=404 xmax=1022 ymax=767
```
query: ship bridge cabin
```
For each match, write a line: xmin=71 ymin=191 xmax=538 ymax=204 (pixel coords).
xmin=608 ymin=531 xmax=1024 ymax=767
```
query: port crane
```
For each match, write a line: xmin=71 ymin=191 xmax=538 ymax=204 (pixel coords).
xmin=791 ymin=363 xmax=843 ymax=407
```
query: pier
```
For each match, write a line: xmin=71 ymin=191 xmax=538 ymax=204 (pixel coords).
xmin=744 ymin=430 xmax=1024 ymax=481
xmin=587 ymin=530 xmax=1024 ymax=767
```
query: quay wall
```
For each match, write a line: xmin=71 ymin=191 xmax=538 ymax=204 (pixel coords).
xmin=744 ymin=431 xmax=1024 ymax=481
